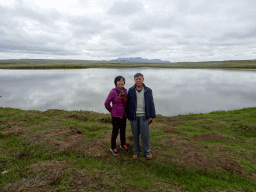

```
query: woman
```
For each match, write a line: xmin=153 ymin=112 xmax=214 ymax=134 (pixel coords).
xmin=104 ymin=76 xmax=130 ymax=155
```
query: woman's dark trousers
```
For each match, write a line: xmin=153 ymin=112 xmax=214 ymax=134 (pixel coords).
xmin=111 ymin=116 xmax=126 ymax=149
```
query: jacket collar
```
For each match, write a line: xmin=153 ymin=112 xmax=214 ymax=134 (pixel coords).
xmin=131 ymin=83 xmax=148 ymax=92
xmin=114 ymin=86 xmax=127 ymax=92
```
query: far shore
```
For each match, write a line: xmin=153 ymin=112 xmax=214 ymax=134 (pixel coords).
xmin=0 ymin=59 xmax=256 ymax=69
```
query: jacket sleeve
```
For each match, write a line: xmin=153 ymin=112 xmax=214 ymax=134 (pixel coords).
xmin=150 ymin=89 xmax=156 ymax=118
xmin=104 ymin=90 xmax=114 ymax=113
xmin=126 ymin=89 xmax=131 ymax=119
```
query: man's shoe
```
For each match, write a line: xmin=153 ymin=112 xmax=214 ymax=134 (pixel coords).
xmin=133 ymin=155 xmax=138 ymax=160
xmin=120 ymin=145 xmax=130 ymax=152
xmin=110 ymin=148 xmax=119 ymax=156
xmin=146 ymin=153 xmax=152 ymax=160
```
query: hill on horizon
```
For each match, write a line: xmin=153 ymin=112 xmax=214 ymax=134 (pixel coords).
xmin=112 ymin=57 xmax=171 ymax=63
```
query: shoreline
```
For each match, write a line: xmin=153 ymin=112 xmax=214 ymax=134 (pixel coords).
xmin=0 ymin=59 xmax=256 ymax=69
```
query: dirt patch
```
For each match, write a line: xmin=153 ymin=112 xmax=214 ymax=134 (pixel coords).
xmin=66 ymin=113 xmax=112 ymax=124
xmin=156 ymin=118 xmax=184 ymax=127
xmin=67 ymin=114 xmax=89 ymax=121
xmin=1 ymin=124 xmax=42 ymax=134
xmin=42 ymin=129 xmax=70 ymax=138
xmin=150 ymin=181 xmax=187 ymax=192
xmin=2 ymin=160 xmax=122 ymax=192
xmin=1 ymin=120 xmax=66 ymax=135
xmin=2 ymin=122 xmax=133 ymax=191
xmin=3 ymin=119 xmax=27 ymax=128
xmin=165 ymin=137 xmax=199 ymax=155
xmin=2 ymin=160 xmax=69 ymax=192
xmin=2 ymin=159 xmax=150 ymax=192
xmin=1 ymin=120 xmax=113 ymax=159
xmin=208 ymin=144 xmax=234 ymax=153
xmin=156 ymin=116 xmax=196 ymax=127
xmin=162 ymin=137 xmax=245 ymax=175
xmin=191 ymin=133 xmax=236 ymax=143
xmin=26 ymin=126 xmax=113 ymax=159
xmin=151 ymin=125 xmax=184 ymax=135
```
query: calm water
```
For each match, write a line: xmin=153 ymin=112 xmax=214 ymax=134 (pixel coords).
xmin=0 ymin=68 xmax=255 ymax=116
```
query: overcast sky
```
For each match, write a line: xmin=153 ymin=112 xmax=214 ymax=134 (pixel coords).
xmin=0 ymin=0 xmax=255 ymax=62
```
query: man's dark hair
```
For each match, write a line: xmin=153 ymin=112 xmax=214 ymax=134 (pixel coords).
xmin=134 ymin=73 xmax=144 ymax=79
xmin=114 ymin=76 xmax=125 ymax=86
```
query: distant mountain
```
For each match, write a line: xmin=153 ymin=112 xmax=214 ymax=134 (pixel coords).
xmin=112 ymin=57 xmax=171 ymax=63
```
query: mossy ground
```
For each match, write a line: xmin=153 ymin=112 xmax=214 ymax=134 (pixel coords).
xmin=0 ymin=107 xmax=256 ymax=191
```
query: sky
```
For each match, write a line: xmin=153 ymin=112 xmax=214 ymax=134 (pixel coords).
xmin=0 ymin=0 xmax=256 ymax=62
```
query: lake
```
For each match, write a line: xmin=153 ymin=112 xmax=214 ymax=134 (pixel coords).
xmin=0 ymin=68 xmax=255 ymax=117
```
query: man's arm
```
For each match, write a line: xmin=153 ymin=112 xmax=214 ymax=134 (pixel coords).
xmin=150 ymin=89 xmax=156 ymax=119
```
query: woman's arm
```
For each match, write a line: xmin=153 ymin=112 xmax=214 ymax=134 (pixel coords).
xmin=104 ymin=90 xmax=114 ymax=113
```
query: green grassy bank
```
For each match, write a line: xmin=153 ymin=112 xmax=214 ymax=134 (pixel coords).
xmin=0 ymin=107 xmax=256 ymax=191
xmin=0 ymin=59 xmax=256 ymax=69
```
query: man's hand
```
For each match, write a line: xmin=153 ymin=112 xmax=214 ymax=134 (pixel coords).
xmin=148 ymin=118 xmax=155 ymax=125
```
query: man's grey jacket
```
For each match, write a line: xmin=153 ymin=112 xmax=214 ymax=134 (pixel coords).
xmin=127 ymin=83 xmax=156 ymax=120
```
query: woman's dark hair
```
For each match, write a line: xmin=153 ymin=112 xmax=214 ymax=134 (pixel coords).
xmin=114 ymin=76 xmax=125 ymax=86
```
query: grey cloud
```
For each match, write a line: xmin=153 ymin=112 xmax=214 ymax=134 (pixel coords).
xmin=212 ymin=27 xmax=256 ymax=42
xmin=67 ymin=15 xmax=114 ymax=37
xmin=0 ymin=0 xmax=255 ymax=61
xmin=175 ymin=39 xmax=190 ymax=45
xmin=107 ymin=31 xmax=146 ymax=46
xmin=158 ymin=32 xmax=179 ymax=39
xmin=0 ymin=29 xmax=80 ymax=55
xmin=0 ymin=2 xmax=61 ymax=28
xmin=0 ymin=2 xmax=114 ymax=56
xmin=107 ymin=1 xmax=144 ymax=16
xmin=180 ymin=0 xmax=252 ymax=15
xmin=0 ymin=41 xmax=79 ymax=55
xmin=110 ymin=31 xmax=134 ymax=42
xmin=98 ymin=43 xmax=149 ymax=57
xmin=129 ymin=15 xmax=174 ymax=31
xmin=0 ymin=3 xmax=76 ymax=55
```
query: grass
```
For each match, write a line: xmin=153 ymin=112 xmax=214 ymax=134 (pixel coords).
xmin=0 ymin=59 xmax=256 ymax=69
xmin=0 ymin=107 xmax=256 ymax=191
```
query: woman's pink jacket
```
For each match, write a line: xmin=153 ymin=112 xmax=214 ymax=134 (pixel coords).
xmin=104 ymin=87 xmax=128 ymax=118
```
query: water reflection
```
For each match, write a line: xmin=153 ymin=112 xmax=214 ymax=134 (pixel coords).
xmin=0 ymin=68 xmax=255 ymax=116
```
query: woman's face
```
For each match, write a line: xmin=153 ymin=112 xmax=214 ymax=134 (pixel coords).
xmin=116 ymin=78 xmax=124 ymax=88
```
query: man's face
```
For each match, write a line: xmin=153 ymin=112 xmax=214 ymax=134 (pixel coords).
xmin=134 ymin=76 xmax=144 ymax=86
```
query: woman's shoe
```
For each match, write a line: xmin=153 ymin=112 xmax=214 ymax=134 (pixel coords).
xmin=110 ymin=148 xmax=119 ymax=155
xmin=120 ymin=145 xmax=130 ymax=152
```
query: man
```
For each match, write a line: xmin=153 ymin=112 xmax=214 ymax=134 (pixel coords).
xmin=127 ymin=73 xmax=156 ymax=160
